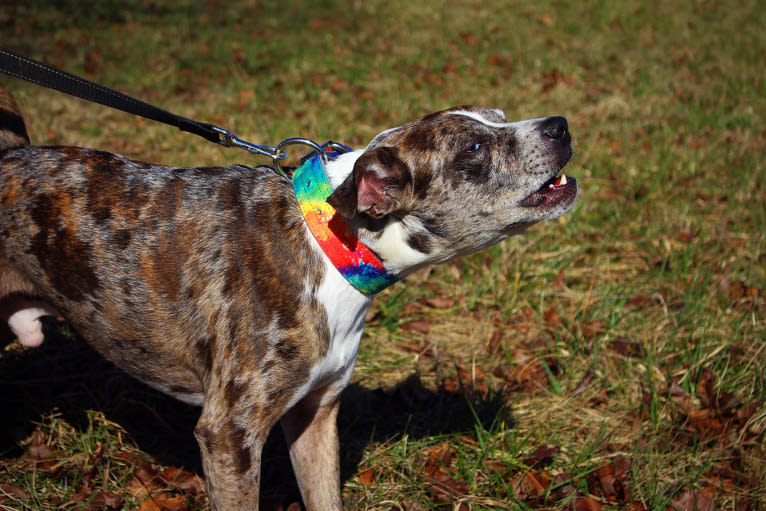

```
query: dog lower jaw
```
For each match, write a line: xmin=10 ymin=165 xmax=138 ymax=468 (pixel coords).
xmin=520 ymin=175 xmax=578 ymax=211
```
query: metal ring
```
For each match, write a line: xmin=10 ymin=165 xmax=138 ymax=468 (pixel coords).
xmin=273 ymin=138 xmax=326 ymax=175
xmin=276 ymin=137 xmax=324 ymax=154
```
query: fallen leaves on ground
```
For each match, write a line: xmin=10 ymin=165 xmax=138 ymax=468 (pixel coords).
xmin=668 ymin=488 xmax=715 ymax=511
xmin=418 ymin=441 xmax=469 ymax=504
xmin=492 ymin=341 xmax=562 ymax=393
xmin=587 ymin=457 xmax=632 ymax=504
xmin=0 ymin=483 xmax=31 ymax=503
xmin=669 ymin=367 xmax=763 ymax=444
xmin=21 ymin=429 xmax=62 ymax=475
xmin=357 ymin=466 xmax=376 ymax=487
xmin=414 ymin=441 xmax=655 ymax=510
xmin=114 ymin=451 xmax=204 ymax=511
xmin=441 ymin=360 xmax=489 ymax=399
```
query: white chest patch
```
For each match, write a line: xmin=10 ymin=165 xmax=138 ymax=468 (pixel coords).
xmin=285 ymin=224 xmax=374 ymax=410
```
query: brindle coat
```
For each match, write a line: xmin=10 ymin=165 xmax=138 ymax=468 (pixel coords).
xmin=0 ymin=85 xmax=576 ymax=510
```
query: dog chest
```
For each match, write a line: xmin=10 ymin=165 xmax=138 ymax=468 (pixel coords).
xmin=283 ymin=234 xmax=374 ymax=410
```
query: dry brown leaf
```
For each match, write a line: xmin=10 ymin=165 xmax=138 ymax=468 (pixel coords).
xmin=512 ymin=360 xmax=549 ymax=388
xmin=613 ymin=456 xmax=632 ymax=481
xmin=137 ymin=497 xmax=162 ymax=511
xmin=89 ymin=490 xmax=124 ymax=510
xmin=552 ymin=473 xmax=577 ymax=499
xmin=574 ymin=496 xmax=603 ymax=511
xmin=586 ymin=459 xmax=633 ymax=504
xmin=542 ymin=68 xmax=572 ymax=92
xmin=544 ymin=304 xmax=560 ymax=327
xmin=159 ymin=466 xmax=188 ymax=483
xmin=129 ymin=476 xmax=151 ymax=500
xmin=152 ymin=492 xmax=189 ymax=511
xmin=512 ymin=470 xmax=551 ymax=500
xmin=442 ymin=375 xmax=461 ymax=393
xmin=426 ymin=474 xmax=469 ymax=503
xmin=159 ymin=466 xmax=203 ymax=495
xmin=28 ymin=443 xmax=59 ymax=459
xmin=626 ymin=295 xmax=652 ymax=307
xmin=582 ymin=321 xmax=605 ymax=340
xmin=668 ymin=488 xmax=715 ymax=511
xmin=424 ymin=441 xmax=457 ymax=478
xmin=357 ymin=467 xmax=376 ymax=487
xmin=737 ymin=401 xmax=761 ymax=422
xmin=570 ymin=371 xmax=596 ymax=396
xmin=522 ymin=445 xmax=559 ymax=468
xmin=670 ymin=380 xmax=692 ymax=410
xmin=488 ymin=328 xmax=504 ymax=354
xmin=402 ymin=303 xmax=422 ymax=315
xmin=493 ymin=364 xmax=511 ymax=380
xmin=610 ymin=339 xmax=645 ymax=358
xmin=400 ymin=319 xmax=431 ymax=334
xmin=535 ymin=13 xmax=553 ymax=26
xmin=113 ymin=451 xmax=138 ymax=464
xmin=401 ymin=500 xmax=425 ymax=511
xmin=485 ymin=460 xmax=511 ymax=482
xmin=595 ymin=464 xmax=621 ymax=501
xmin=487 ymin=53 xmax=513 ymax=69
xmin=696 ymin=368 xmax=717 ymax=409
xmin=459 ymin=31 xmax=479 ymax=46
xmin=136 ymin=465 xmax=159 ymax=485
xmin=424 ymin=296 xmax=454 ymax=308
xmin=0 ymin=483 xmax=31 ymax=502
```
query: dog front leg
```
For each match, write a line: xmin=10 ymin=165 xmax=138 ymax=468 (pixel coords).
xmin=281 ymin=387 xmax=343 ymax=511
xmin=195 ymin=404 xmax=267 ymax=510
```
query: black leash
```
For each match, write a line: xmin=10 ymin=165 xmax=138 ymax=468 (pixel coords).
xmin=0 ymin=48 xmax=288 ymax=163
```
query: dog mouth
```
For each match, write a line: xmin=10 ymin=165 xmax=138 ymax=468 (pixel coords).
xmin=520 ymin=172 xmax=578 ymax=208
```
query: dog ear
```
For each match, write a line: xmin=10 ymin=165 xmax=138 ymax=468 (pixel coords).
xmin=327 ymin=147 xmax=412 ymax=219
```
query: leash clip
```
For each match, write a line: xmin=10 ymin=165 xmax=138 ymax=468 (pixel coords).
xmin=211 ymin=125 xmax=288 ymax=162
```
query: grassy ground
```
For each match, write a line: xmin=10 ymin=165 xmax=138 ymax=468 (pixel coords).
xmin=1 ymin=0 xmax=764 ymax=509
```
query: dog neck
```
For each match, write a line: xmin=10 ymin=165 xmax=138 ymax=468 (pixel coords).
xmin=293 ymin=153 xmax=400 ymax=295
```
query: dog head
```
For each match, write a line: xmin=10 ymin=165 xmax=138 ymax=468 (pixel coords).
xmin=327 ymin=106 xmax=578 ymax=273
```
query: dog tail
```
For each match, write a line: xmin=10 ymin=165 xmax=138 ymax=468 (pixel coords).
xmin=0 ymin=85 xmax=30 ymax=152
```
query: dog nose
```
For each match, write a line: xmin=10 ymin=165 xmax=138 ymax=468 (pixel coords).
xmin=541 ymin=116 xmax=569 ymax=140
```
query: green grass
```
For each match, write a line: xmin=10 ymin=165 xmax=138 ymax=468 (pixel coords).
xmin=2 ymin=0 xmax=764 ymax=509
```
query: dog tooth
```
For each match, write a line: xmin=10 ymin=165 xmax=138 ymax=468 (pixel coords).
xmin=548 ymin=174 xmax=568 ymax=189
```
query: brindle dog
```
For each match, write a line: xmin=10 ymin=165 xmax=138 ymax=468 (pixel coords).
xmin=0 ymin=85 xmax=576 ymax=510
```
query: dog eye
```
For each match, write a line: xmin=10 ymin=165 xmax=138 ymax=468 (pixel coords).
xmin=466 ymin=142 xmax=483 ymax=153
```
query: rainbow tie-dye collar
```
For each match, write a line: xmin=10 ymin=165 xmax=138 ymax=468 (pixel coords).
xmin=292 ymin=153 xmax=399 ymax=295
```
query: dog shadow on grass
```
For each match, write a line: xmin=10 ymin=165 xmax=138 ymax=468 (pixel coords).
xmin=0 ymin=318 xmax=512 ymax=507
